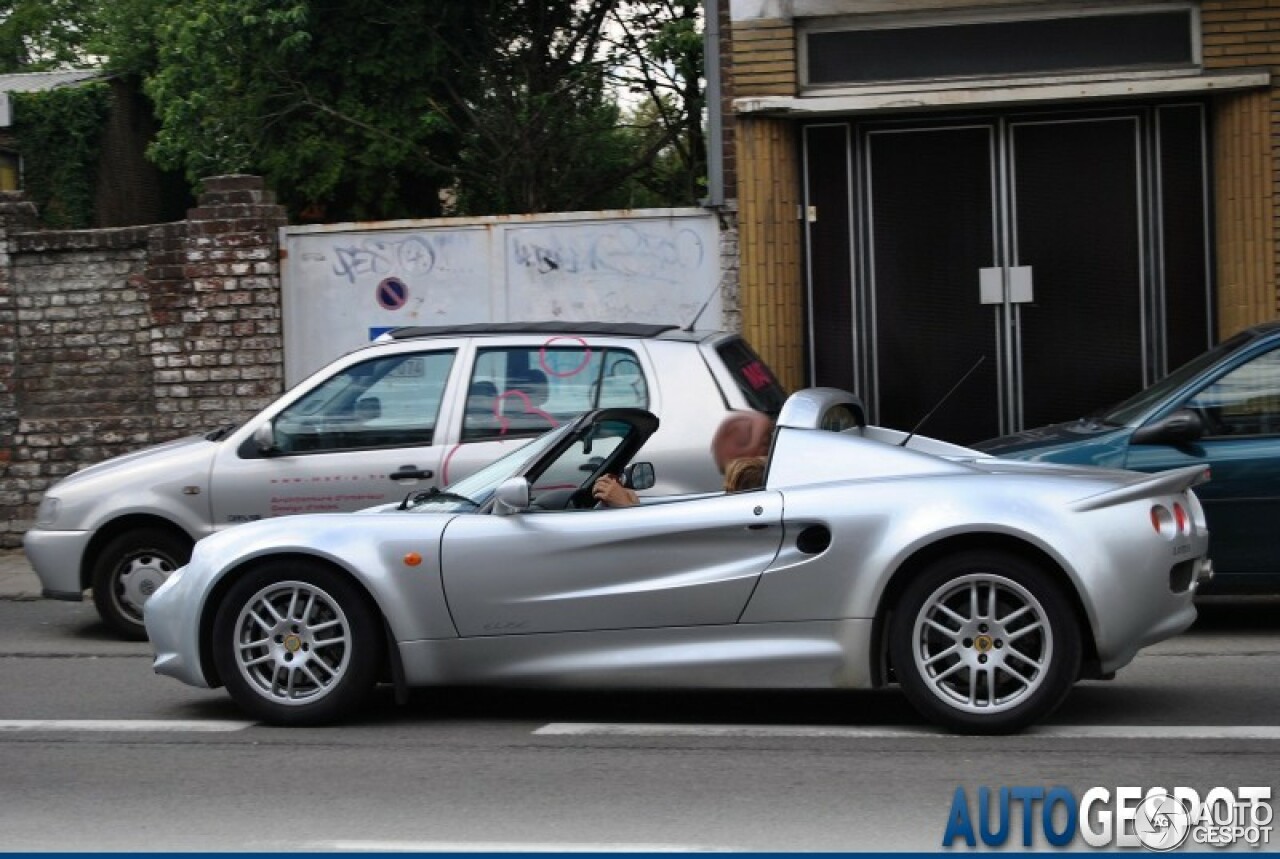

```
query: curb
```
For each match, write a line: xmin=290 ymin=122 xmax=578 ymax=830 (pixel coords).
xmin=0 ymin=549 xmax=43 ymax=600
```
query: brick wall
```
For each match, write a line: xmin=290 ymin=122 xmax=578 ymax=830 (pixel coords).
xmin=0 ymin=175 xmax=286 ymax=548
xmin=717 ymin=0 xmax=738 ymax=199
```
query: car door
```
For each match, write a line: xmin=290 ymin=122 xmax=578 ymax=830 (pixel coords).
xmin=1125 ymin=343 xmax=1280 ymax=578
xmin=440 ymin=491 xmax=784 ymax=636
xmin=209 ymin=348 xmax=457 ymax=526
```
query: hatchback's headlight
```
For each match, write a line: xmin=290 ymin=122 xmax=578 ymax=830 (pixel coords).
xmin=35 ymin=495 xmax=61 ymax=527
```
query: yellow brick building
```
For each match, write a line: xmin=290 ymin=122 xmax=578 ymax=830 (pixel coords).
xmin=718 ymin=0 xmax=1277 ymax=442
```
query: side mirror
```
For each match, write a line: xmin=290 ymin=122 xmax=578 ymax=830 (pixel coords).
xmin=624 ymin=461 xmax=656 ymax=492
xmin=493 ymin=477 xmax=531 ymax=516
xmin=1131 ymin=408 xmax=1205 ymax=446
xmin=252 ymin=422 xmax=278 ymax=455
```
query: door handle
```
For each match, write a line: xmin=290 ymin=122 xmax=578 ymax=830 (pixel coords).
xmin=979 ymin=266 xmax=1034 ymax=304
xmin=390 ymin=466 xmax=433 ymax=481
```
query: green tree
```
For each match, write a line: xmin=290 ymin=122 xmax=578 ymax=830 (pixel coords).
xmin=119 ymin=0 xmax=486 ymax=221
xmin=448 ymin=0 xmax=630 ymax=214
xmin=12 ymin=82 xmax=111 ymax=227
xmin=83 ymin=0 xmax=706 ymax=220
xmin=607 ymin=0 xmax=706 ymax=206
xmin=448 ymin=0 xmax=705 ymax=214
xmin=0 ymin=0 xmax=99 ymax=71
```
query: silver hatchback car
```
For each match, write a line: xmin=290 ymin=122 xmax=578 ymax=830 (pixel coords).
xmin=25 ymin=322 xmax=786 ymax=639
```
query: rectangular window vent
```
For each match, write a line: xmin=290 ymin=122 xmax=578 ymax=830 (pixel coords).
xmin=806 ymin=10 xmax=1195 ymax=86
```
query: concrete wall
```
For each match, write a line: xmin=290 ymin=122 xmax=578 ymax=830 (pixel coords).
xmin=281 ymin=209 xmax=727 ymax=385
xmin=0 ymin=175 xmax=287 ymax=548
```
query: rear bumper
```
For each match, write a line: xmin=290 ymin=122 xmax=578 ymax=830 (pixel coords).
xmin=22 ymin=528 xmax=90 ymax=599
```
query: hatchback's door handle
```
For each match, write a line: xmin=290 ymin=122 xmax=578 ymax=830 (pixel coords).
xmin=747 ymin=523 xmax=769 ymax=531
xmin=390 ymin=466 xmax=433 ymax=481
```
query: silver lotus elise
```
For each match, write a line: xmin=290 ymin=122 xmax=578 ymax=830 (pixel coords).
xmin=146 ymin=388 xmax=1212 ymax=734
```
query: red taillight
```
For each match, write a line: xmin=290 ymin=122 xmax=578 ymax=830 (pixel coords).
xmin=1173 ymin=502 xmax=1188 ymax=535
xmin=1151 ymin=505 xmax=1172 ymax=535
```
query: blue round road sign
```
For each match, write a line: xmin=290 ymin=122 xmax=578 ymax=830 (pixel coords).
xmin=376 ymin=277 xmax=409 ymax=310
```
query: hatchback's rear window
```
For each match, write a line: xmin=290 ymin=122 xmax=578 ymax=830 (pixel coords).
xmin=717 ymin=338 xmax=788 ymax=415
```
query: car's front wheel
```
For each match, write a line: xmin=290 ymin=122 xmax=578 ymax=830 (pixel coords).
xmin=889 ymin=550 xmax=1081 ymax=734
xmin=212 ymin=561 xmax=382 ymax=725
xmin=91 ymin=529 xmax=192 ymax=640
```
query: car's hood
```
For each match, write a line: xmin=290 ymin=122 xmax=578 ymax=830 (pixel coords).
xmin=972 ymin=419 xmax=1132 ymax=467
xmin=49 ymin=435 xmax=216 ymax=494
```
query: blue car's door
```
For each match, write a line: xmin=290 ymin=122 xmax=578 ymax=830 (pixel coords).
xmin=439 ymin=492 xmax=784 ymax=637
xmin=1126 ymin=344 xmax=1280 ymax=580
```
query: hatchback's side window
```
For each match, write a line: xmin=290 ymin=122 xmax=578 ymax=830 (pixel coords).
xmin=462 ymin=346 xmax=648 ymax=442
xmin=1186 ymin=347 xmax=1280 ymax=437
xmin=274 ymin=351 xmax=455 ymax=453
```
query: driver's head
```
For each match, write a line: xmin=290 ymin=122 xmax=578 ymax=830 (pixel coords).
xmin=710 ymin=410 xmax=774 ymax=474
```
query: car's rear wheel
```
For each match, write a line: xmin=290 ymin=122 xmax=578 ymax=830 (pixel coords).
xmin=212 ymin=561 xmax=382 ymax=725
xmin=889 ymin=550 xmax=1081 ymax=734
xmin=91 ymin=529 xmax=192 ymax=640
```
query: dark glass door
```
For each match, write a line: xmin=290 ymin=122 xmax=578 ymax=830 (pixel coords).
xmin=864 ymin=125 xmax=1002 ymax=443
xmin=1010 ymin=117 xmax=1145 ymax=429
xmin=802 ymin=105 xmax=1210 ymax=444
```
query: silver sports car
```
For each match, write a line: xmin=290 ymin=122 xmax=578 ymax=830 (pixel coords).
xmin=146 ymin=388 xmax=1213 ymax=734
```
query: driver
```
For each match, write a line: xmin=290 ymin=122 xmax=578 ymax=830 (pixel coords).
xmin=592 ymin=410 xmax=774 ymax=508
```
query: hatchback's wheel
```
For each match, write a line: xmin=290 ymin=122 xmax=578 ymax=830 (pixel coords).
xmin=212 ymin=562 xmax=382 ymax=725
xmin=889 ymin=550 xmax=1081 ymax=734
xmin=91 ymin=529 xmax=191 ymax=640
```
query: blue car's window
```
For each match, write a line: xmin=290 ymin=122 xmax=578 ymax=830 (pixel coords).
xmin=1102 ymin=330 xmax=1256 ymax=426
xmin=1186 ymin=346 xmax=1280 ymax=438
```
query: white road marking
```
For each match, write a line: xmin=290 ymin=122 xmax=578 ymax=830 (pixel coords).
xmin=535 ymin=722 xmax=1280 ymax=740
xmin=0 ymin=719 xmax=255 ymax=732
xmin=314 ymin=839 xmax=727 ymax=855
xmin=316 ymin=842 xmax=722 ymax=853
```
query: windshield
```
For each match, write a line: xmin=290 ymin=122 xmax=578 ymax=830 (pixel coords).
xmin=405 ymin=421 xmax=578 ymax=512
xmin=1101 ymin=330 xmax=1257 ymax=426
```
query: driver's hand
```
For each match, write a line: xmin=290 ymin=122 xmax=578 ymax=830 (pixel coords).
xmin=592 ymin=474 xmax=639 ymax=508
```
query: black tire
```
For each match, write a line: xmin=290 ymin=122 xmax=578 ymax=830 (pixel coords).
xmin=91 ymin=529 xmax=192 ymax=641
xmin=889 ymin=550 xmax=1081 ymax=734
xmin=212 ymin=561 xmax=382 ymax=726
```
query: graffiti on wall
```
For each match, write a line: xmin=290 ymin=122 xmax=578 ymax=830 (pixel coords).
xmin=506 ymin=222 xmax=714 ymax=322
xmin=282 ymin=211 xmax=720 ymax=385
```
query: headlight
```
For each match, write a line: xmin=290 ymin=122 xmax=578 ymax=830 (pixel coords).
xmin=35 ymin=495 xmax=61 ymax=528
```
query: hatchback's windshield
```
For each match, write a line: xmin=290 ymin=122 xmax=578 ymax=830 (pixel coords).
xmin=405 ymin=422 xmax=577 ymax=512
xmin=1101 ymin=330 xmax=1257 ymax=426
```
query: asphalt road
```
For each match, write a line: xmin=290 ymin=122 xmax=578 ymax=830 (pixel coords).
xmin=1 ymin=595 xmax=1278 ymax=852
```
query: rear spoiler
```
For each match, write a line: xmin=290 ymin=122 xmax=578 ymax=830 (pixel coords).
xmin=1071 ymin=464 xmax=1209 ymax=513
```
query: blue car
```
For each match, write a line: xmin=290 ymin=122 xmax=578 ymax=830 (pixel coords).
xmin=976 ymin=322 xmax=1280 ymax=594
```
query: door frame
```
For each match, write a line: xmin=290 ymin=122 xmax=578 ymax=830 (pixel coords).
xmin=803 ymin=101 xmax=1213 ymax=437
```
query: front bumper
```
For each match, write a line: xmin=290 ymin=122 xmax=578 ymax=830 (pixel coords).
xmin=22 ymin=528 xmax=91 ymax=600
xmin=145 ymin=565 xmax=213 ymax=689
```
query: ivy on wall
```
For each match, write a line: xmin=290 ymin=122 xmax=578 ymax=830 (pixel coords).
xmin=12 ymin=82 xmax=111 ymax=229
